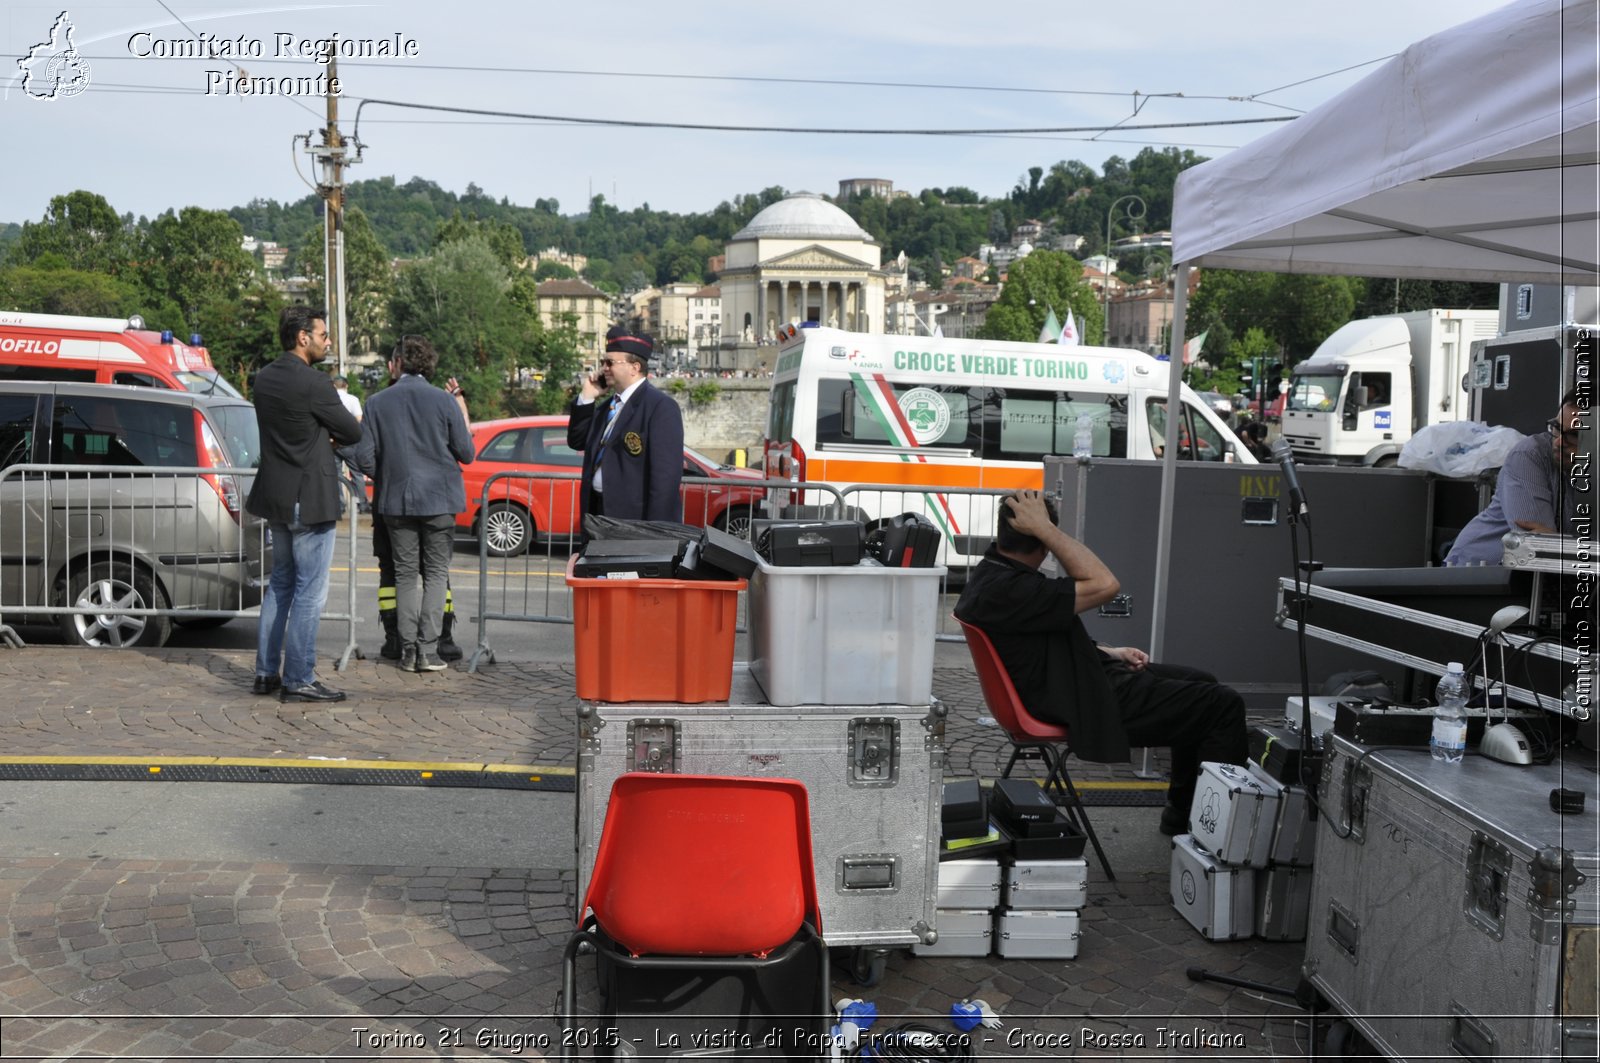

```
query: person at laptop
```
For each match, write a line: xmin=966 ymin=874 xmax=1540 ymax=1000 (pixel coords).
xmin=955 ymin=490 xmax=1248 ymax=835
xmin=1445 ymin=390 xmax=1583 ymax=565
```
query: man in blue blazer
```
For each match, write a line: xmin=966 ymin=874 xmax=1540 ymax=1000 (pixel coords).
xmin=349 ymin=336 xmax=474 ymax=672
xmin=567 ymin=326 xmax=684 ymax=526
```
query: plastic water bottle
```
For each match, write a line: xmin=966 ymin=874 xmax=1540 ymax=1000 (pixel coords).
xmin=1073 ymin=415 xmax=1094 ymax=461
xmin=1431 ymin=662 xmax=1468 ymax=763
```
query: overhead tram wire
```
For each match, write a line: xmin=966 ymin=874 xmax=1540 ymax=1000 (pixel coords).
xmin=146 ymin=0 xmax=323 ymax=123
xmin=348 ymin=97 xmax=1294 ymax=143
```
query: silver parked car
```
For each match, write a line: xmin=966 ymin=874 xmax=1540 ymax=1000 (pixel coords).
xmin=0 ymin=382 xmax=269 ymax=648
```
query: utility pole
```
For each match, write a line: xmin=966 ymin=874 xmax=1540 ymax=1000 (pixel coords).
xmin=304 ymin=49 xmax=356 ymax=375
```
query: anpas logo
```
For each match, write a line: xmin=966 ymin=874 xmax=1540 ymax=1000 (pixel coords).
xmin=898 ymin=387 xmax=950 ymax=444
xmin=1101 ymin=361 xmax=1126 ymax=385
xmin=19 ymin=11 xmax=92 ymax=100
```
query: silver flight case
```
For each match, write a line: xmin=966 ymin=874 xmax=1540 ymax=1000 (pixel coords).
xmin=575 ymin=668 xmax=943 ymax=951
xmin=1306 ymin=733 xmax=1599 ymax=1061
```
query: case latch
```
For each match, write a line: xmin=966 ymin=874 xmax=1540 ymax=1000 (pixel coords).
xmin=626 ymin=718 xmax=678 ymax=774
xmin=1526 ymin=845 xmax=1585 ymax=944
xmin=1463 ymin=831 xmax=1512 ymax=941
xmin=848 ymin=717 xmax=899 ymax=787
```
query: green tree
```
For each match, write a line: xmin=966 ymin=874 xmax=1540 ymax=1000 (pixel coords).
xmin=0 ymin=261 xmax=138 ymax=317
xmin=8 ymin=190 xmax=132 ymax=275
xmin=533 ymin=259 xmax=578 ymax=281
xmin=978 ymin=251 xmax=1102 ymax=343
xmin=434 ymin=210 xmax=526 ymax=272
xmin=296 ymin=206 xmax=393 ymax=359
xmin=133 ymin=207 xmax=259 ymax=337
xmin=387 ymin=234 xmax=538 ymax=419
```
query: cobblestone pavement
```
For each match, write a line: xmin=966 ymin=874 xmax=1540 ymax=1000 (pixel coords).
xmin=0 ymin=647 xmax=1312 ymax=1060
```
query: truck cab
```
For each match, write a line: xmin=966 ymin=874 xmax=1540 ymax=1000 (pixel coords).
xmin=1281 ymin=310 xmax=1497 ymax=467
xmin=1282 ymin=318 xmax=1413 ymax=466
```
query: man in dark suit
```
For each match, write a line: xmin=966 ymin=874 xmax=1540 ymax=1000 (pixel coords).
xmin=567 ymin=326 xmax=684 ymax=526
xmin=347 ymin=335 xmax=474 ymax=672
xmin=248 ymin=306 xmax=363 ymax=703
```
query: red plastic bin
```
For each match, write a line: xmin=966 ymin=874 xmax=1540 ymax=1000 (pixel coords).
xmin=567 ymin=560 xmax=745 ymax=703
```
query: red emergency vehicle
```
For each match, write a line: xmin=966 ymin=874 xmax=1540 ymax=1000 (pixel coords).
xmin=0 ymin=311 xmax=241 ymax=396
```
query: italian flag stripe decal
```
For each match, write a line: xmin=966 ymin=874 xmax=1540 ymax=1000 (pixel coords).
xmin=849 ymin=371 xmax=962 ymax=540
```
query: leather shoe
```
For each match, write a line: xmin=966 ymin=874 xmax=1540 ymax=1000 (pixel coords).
xmin=413 ymin=648 xmax=447 ymax=673
xmin=1159 ymin=804 xmax=1189 ymax=837
xmin=251 ymin=675 xmax=281 ymax=696
xmin=279 ymin=680 xmax=347 ymax=703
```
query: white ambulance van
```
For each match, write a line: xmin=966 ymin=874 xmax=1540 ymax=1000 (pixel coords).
xmin=0 ymin=311 xmax=241 ymax=397
xmin=762 ymin=324 xmax=1254 ymax=564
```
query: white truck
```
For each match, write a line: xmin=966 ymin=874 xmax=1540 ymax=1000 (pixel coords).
xmin=1279 ymin=308 xmax=1499 ymax=466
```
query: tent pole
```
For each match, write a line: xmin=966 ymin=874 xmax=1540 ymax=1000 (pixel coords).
xmin=1150 ymin=264 xmax=1191 ymax=664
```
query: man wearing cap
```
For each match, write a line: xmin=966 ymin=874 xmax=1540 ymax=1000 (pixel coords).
xmin=568 ymin=326 xmax=684 ymax=524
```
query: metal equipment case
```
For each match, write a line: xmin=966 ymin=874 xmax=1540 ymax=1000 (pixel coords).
xmin=1170 ymin=833 xmax=1255 ymax=941
xmin=1306 ymin=735 xmax=1599 ymax=1060
xmin=576 ymin=669 xmax=943 ymax=951
xmin=995 ymin=910 xmax=1081 ymax=959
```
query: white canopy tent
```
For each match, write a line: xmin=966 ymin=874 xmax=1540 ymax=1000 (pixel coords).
xmin=1144 ymin=0 xmax=1598 ymax=658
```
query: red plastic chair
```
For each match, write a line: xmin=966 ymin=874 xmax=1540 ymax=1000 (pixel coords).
xmin=956 ymin=617 xmax=1115 ymax=881
xmin=560 ymin=773 xmax=829 ymax=1058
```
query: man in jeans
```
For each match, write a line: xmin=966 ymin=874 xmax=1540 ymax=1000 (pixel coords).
xmin=347 ymin=335 xmax=473 ymax=672
xmin=247 ymin=306 xmax=363 ymax=702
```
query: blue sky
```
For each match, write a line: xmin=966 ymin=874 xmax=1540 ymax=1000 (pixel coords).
xmin=4 ymin=0 xmax=1511 ymax=226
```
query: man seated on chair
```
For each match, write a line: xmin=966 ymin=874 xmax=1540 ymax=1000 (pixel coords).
xmin=954 ymin=489 xmax=1248 ymax=836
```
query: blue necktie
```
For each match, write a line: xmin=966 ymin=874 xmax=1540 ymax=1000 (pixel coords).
xmin=594 ymin=400 xmax=620 ymax=465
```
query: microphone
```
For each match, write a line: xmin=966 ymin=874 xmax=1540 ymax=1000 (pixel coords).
xmin=1271 ymin=436 xmax=1308 ymax=518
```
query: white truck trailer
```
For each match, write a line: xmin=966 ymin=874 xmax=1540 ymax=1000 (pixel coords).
xmin=1279 ymin=309 xmax=1499 ymax=466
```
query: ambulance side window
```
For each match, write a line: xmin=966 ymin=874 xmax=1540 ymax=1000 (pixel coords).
xmin=983 ymin=390 xmax=1126 ymax=461
xmin=819 ymin=380 xmax=968 ymax=449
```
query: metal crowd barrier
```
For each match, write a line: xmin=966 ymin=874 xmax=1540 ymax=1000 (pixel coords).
xmin=0 ymin=463 xmax=364 ymax=667
xmin=464 ymin=473 xmax=846 ymax=672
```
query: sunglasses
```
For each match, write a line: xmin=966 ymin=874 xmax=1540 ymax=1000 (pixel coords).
xmin=1547 ymin=419 xmax=1582 ymax=445
xmin=601 ymin=358 xmax=631 ymax=368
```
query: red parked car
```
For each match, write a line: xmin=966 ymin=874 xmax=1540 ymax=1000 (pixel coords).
xmin=459 ymin=414 xmax=766 ymax=556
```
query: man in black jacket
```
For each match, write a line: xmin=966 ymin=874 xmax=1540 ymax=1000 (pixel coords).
xmin=248 ymin=306 xmax=363 ymax=703
xmin=567 ymin=326 xmax=684 ymax=526
xmin=954 ymin=490 xmax=1247 ymax=835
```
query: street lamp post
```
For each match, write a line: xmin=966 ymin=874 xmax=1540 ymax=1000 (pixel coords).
xmin=1103 ymin=194 xmax=1146 ymax=345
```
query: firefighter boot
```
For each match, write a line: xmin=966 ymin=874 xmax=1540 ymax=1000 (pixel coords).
xmin=437 ymin=608 xmax=463 ymax=662
xmin=379 ymin=608 xmax=402 ymax=661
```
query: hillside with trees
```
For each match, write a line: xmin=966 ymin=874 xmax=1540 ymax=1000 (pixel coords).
xmin=2 ymin=151 xmax=1496 ymax=411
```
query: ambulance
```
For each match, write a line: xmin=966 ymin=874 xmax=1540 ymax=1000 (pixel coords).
xmin=0 ymin=311 xmax=242 ymax=397
xmin=763 ymin=324 xmax=1255 ymax=565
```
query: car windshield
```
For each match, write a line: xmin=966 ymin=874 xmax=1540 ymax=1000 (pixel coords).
xmin=1288 ymin=373 xmax=1342 ymax=412
xmin=684 ymin=445 xmax=724 ymax=470
xmin=177 ymin=370 xmax=243 ymax=399
xmin=209 ymin=403 xmax=262 ymax=468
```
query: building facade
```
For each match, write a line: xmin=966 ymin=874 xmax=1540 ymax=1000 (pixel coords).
xmin=536 ymin=278 xmax=612 ymax=364
xmin=716 ymin=193 xmax=888 ymax=373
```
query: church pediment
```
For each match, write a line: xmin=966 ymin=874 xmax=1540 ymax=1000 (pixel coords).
xmin=760 ymin=244 xmax=874 ymax=270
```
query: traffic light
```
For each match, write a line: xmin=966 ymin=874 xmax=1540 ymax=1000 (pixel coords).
xmin=1240 ymin=358 xmax=1256 ymax=401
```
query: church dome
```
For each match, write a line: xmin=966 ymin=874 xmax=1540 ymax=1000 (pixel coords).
xmin=732 ymin=193 xmax=872 ymax=241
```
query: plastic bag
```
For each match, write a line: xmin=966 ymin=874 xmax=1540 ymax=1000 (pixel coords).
xmin=1397 ymin=421 xmax=1525 ymax=477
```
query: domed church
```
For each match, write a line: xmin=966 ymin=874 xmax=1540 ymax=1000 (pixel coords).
xmin=714 ymin=193 xmax=889 ymax=371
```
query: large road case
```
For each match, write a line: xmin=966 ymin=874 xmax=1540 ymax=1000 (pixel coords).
xmin=575 ymin=668 xmax=943 ymax=953
xmin=1305 ymin=734 xmax=1599 ymax=1060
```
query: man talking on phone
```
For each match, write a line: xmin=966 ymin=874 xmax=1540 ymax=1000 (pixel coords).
xmin=568 ymin=326 xmax=684 ymax=526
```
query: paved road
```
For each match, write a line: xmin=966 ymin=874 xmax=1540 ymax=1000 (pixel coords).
xmin=0 ymin=557 xmax=1316 ymax=1061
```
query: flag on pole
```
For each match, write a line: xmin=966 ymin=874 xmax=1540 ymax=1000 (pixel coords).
xmin=1182 ymin=330 xmax=1208 ymax=365
xmin=932 ymin=324 xmax=944 ymax=338
xmin=1038 ymin=306 xmax=1061 ymax=343
xmin=1057 ymin=310 xmax=1080 ymax=346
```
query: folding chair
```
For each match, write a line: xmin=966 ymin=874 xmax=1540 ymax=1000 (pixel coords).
xmin=956 ymin=617 xmax=1115 ymax=880
xmin=559 ymin=773 xmax=829 ymax=1060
